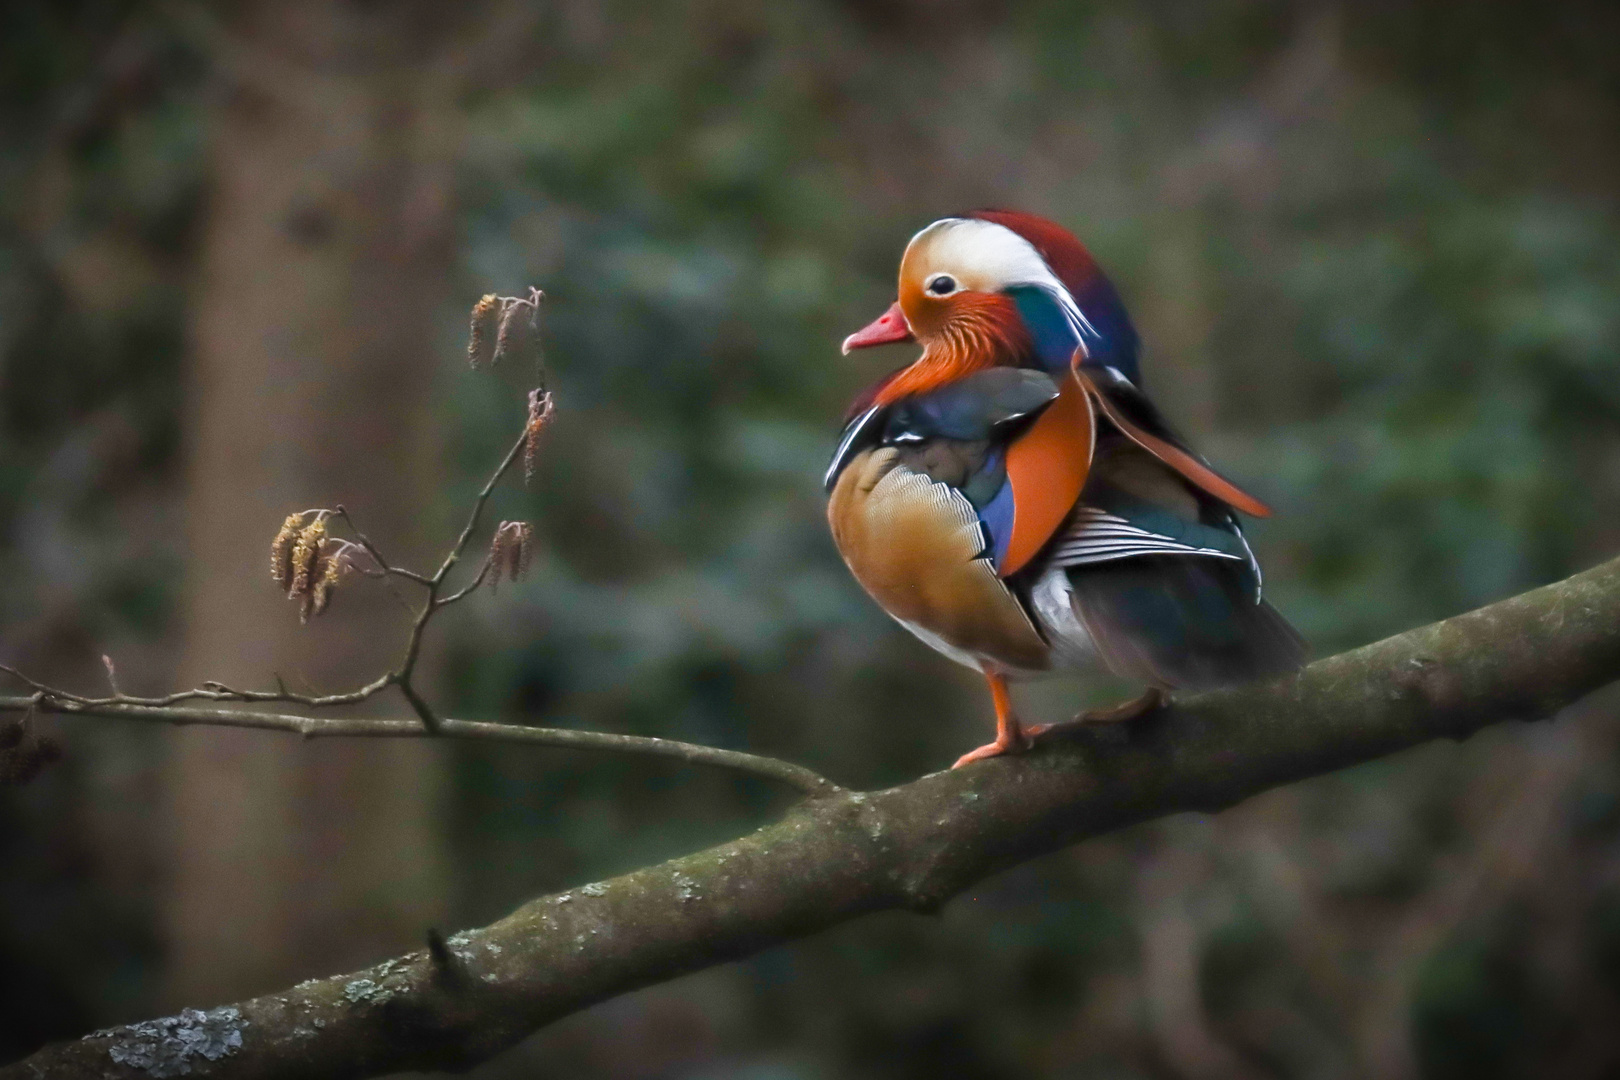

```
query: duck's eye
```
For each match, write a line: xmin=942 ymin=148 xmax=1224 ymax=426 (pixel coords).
xmin=926 ymin=274 xmax=957 ymax=295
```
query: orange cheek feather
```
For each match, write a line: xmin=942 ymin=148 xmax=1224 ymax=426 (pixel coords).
xmin=873 ymin=292 xmax=1030 ymax=407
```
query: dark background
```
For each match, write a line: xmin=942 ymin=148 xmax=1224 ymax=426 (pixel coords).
xmin=4 ymin=2 xmax=1620 ymax=1077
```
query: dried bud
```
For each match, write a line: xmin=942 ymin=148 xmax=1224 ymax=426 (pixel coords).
xmin=468 ymin=294 xmax=501 ymax=369
xmin=288 ymin=516 xmax=328 ymax=599
xmin=270 ymin=512 xmax=303 ymax=585
xmin=524 ymin=389 xmax=554 ymax=485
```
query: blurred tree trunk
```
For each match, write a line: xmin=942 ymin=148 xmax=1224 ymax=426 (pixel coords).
xmin=163 ymin=1 xmax=461 ymax=1007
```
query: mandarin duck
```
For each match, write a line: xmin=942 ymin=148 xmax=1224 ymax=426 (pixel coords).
xmin=826 ymin=211 xmax=1306 ymax=768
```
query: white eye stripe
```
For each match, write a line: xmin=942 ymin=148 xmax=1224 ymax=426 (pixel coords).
xmin=907 ymin=217 xmax=1100 ymax=344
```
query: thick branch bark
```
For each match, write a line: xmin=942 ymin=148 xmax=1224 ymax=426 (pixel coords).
xmin=9 ymin=555 xmax=1620 ymax=1079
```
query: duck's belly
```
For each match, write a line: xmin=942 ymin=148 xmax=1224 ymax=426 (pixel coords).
xmin=827 ymin=448 xmax=1050 ymax=675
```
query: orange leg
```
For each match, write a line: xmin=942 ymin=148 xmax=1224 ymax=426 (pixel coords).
xmin=953 ymin=669 xmax=1040 ymax=768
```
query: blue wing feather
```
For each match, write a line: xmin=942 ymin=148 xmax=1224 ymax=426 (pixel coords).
xmin=977 ymin=473 xmax=1015 ymax=568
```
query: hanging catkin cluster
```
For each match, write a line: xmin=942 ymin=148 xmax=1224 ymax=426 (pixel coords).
xmin=467 ymin=294 xmax=502 ymax=369
xmin=467 ymin=287 xmax=545 ymax=372
xmin=270 ymin=511 xmax=351 ymax=622
xmin=488 ymin=520 xmax=533 ymax=589
xmin=267 ymin=288 xmax=550 ymax=624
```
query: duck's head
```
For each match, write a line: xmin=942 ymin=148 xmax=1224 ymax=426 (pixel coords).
xmin=842 ymin=210 xmax=1139 ymax=407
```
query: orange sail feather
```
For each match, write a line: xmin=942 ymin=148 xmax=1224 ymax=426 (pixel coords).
xmin=1002 ymin=371 xmax=1095 ymax=576
xmin=1001 ymin=362 xmax=1272 ymax=580
xmin=1074 ymin=368 xmax=1272 ymax=519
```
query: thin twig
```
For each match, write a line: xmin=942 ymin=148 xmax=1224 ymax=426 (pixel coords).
xmin=0 ymin=694 xmax=837 ymax=796
xmin=396 ymin=680 xmax=443 ymax=734
xmin=436 ymin=555 xmax=494 ymax=607
xmin=393 ymin=588 xmax=439 ymax=689
xmin=0 ymin=664 xmax=68 ymax=701
xmin=333 ymin=506 xmax=435 ymax=586
xmin=0 ymin=293 xmax=774 ymax=799
xmin=369 ymin=426 xmax=527 ymax=724
xmin=434 ymin=429 xmax=528 ymax=587
xmin=0 ymin=663 xmax=390 ymax=711
xmin=0 ymin=416 xmax=531 ymax=744
xmin=0 ymin=410 xmax=527 ymax=722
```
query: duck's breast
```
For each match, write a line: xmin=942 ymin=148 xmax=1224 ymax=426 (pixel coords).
xmin=827 ymin=446 xmax=1049 ymax=674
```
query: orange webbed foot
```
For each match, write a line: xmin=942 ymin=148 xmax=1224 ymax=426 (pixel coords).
xmin=953 ymin=667 xmax=1038 ymax=769
xmin=952 ymin=728 xmax=1029 ymax=769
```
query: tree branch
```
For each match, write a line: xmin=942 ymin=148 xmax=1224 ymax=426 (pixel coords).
xmin=10 ymin=552 xmax=1620 ymax=1079
xmin=2 ymin=297 xmax=572 ymax=752
xmin=0 ymin=419 xmax=526 ymax=723
xmin=0 ymin=698 xmax=836 ymax=797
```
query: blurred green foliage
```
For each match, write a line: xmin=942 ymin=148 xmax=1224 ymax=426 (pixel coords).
xmin=4 ymin=1 xmax=1620 ymax=1076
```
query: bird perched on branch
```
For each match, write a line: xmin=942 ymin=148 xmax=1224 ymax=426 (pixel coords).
xmin=826 ymin=211 xmax=1306 ymax=767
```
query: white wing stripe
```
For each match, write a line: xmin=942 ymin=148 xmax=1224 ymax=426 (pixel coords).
xmin=1053 ymin=541 xmax=1239 ymax=558
xmin=1046 ymin=507 xmax=1242 ymax=568
xmin=1053 ymin=537 xmax=1215 ymax=553
xmin=1050 ymin=544 xmax=1242 ymax=567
